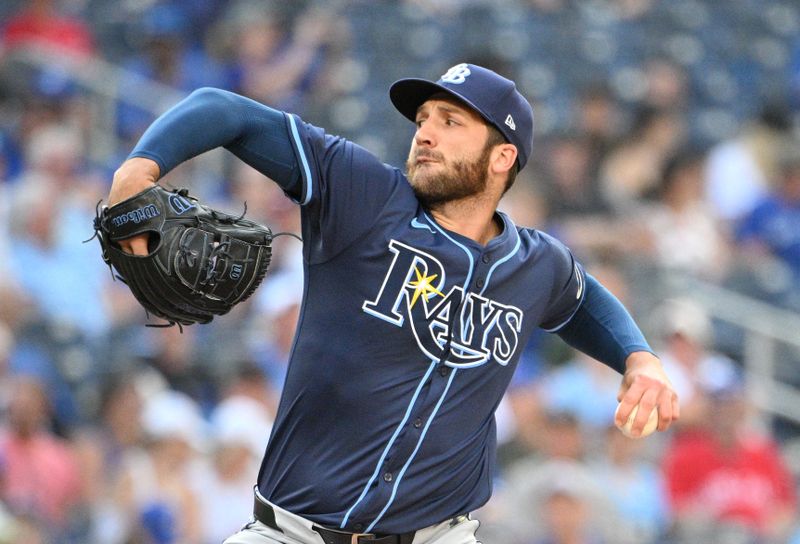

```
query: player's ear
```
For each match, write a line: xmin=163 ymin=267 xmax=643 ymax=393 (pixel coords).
xmin=490 ymin=143 xmax=517 ymax=176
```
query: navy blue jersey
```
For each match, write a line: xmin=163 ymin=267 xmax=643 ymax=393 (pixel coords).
xmin=129 ymin=88 xmax=650 ymax=536
xmin=256 ymin=114 xmax=585 ymax=534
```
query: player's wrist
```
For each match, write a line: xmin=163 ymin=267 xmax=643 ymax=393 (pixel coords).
xmin=624 ymin=350 xmax=661 ymax=370
xmin=110 ymin=158 xmax=161 ymax=207
xmin=114 ymin=157 xmax=161 ymax=184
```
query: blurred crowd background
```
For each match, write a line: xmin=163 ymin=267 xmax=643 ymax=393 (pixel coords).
xmin=1 ymin=0 xmax=800 ymax=543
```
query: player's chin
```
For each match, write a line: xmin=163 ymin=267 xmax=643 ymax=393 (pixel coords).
xmin=411 ymin=180 xmax=450 ymax=209
xmin=409 ymin=173 xmax=433 ymax=196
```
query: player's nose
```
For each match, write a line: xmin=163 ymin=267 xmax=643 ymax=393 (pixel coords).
xmin=414 ymin=123 xmax=436 ymax=147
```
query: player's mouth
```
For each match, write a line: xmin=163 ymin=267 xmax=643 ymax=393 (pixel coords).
xmin=415 ymin=153 xmax=442 ymax=166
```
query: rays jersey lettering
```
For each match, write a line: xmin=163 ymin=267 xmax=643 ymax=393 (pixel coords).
xmin=363 ymin=240 xmax=522 ymax=368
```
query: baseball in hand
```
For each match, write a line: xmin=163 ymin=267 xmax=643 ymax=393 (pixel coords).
xmin=615 ymin=403 xmax=658 ymax=438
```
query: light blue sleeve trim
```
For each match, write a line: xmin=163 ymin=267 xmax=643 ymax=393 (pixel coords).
xmin=286 ymin=114 xmax=313 ymax=206
xmin=541 ymin=263 xmax=586 ymax=333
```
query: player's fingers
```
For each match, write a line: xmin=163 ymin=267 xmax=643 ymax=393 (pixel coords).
xmin=629 ymin=388 xmax=658 ymax=437
xmin=615 ymin=380 xmax=646 ymax=427
xmin=658 ymin=390 xmax=680 ymax=431
xmin=120 ymin=234 xmax=150 ymax=256
xmin=655 ymin=388 xmax=675 ymax=431
xmin=672 ymin=391 xmax=681 ymax=422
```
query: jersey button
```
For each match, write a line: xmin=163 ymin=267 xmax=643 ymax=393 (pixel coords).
xmin=414 ymin=418 xmax=423 ymax=428
xmin=439 ymin=366 xmax=450 ymax=377
xmin=383 ymin=472 xmax=393 ymax=482
xmin=476 ymin=278 xmax=485 ymax=289
xmin=482 ymin=254 xmax=490 ymax=263
xmin=354 ymin=524 xmax=364 ymax=531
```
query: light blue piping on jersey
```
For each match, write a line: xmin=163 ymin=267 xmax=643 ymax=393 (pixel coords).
xmin=286 ymin=114 xmax=313 ymax=205
xmin=422 ymin=212 xmax=475 ymax=336
xmin=422 ymin=212 xmax=475 ymax=289
xmin=339 ymin=360 xmax=438 ymax=529
xmin=365 ymin=368 xmax=459 ymax=533
xmin=356 ymin=212 xmax=473 ymax=532
xmin=479 ymin=227 xmax=521 ymax=296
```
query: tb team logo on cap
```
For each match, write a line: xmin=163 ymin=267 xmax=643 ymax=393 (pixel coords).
xmin=440 ymin=64 xmax=471 ymax=85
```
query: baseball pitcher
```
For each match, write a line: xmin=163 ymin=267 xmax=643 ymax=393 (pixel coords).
xmin=105 ymin=63 xmax=679 ymax=544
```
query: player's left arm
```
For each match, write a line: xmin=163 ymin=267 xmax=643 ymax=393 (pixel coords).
xmin=555 ymin=274 xmax=680 ymax=435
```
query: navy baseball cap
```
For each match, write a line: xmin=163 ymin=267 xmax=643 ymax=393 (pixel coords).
xmin=390 ymin=63 xmax=534 ymax=170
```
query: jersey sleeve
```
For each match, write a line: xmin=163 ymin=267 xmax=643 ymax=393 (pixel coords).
xmin=128 ymin=88 xmax=409 ymax=263
xmin=283 ymin=113 xmax=410 ymax=263
xmin=129 ymin=88 xmax=303 ymax=193
xmin=537 ymin=232 xmax=586 ymax=332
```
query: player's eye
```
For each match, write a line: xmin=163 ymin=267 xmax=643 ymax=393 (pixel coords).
xmin=445 ymin=118 xmax=460 ymax=126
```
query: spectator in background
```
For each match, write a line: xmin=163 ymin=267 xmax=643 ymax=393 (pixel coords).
xmin=572 ymin=83 xmax=623 ymax=179
xmin=736 ymin=141 xmax=800 ymax=283
xmin=526 ymin=480 xmax=607 ymax=544
xmin=599 ymin=105 xmax=687 ymax=212
xmin=705 ymin=103 xmax=793 ymax=224
xmin=639 ymin=149 xmax=730 ymax=280
xmin=0 ymin=0 xmax=94 ymax=58
xmin=195 ymin=395 xmax=273 ymax=544
xmin=649 ymin=298 xmax=738 ymax=431
xmin=0 ymin=324 xmax=14 ymax=413
xmin=500 ymin=417 xmax=616 ymax=543
xmin=137 ymin=325 xmax=219 ymax=410
xmin=73 ymin=376 xmax=144 ymax=543
xmin=0 ymin=282 xmax=76 ymax=428
xmin=6 ymin=123 xmax=111 ymax=339
xmin=539 ymin=132 xmax=611 ymax=220
xmin=113 ymin=389 xmax=205 ymax=544
xmin=210 ymin=1 xmax=340 ymax=113
xmin=661 ymin=370 xmax=797 ymax=543
xmin=250 ymin=270 xmax=303 ymax=392
xmin=115 ymin=2 xmax=229 ymax=146
xmin=641 ymin=57 xmax=689 ymax=112
xmin=493 ymin=368 xmax=546 ymax=471
xmin=219 ymin=361 xmax=281 ymax=423
xmin=0 ymin=375 xmax=83 ymax=540
xmin=591 ymin=425 xmax=670 ymax=544
xmin=535 ymin=350 xmax=621 ymax=433
xmin=485 ymin=410 xmax=617 ymax=543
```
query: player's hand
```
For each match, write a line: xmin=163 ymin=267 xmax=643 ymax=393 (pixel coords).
xmin=108 ymin=157 xmax=161 ymax=256
xmin=616 ymin=351 xmax=679 ymax=436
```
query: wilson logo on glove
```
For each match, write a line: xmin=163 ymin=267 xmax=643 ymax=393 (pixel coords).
xmin=89 ymin=185 xmax=275 ymax=328
xmin=111 ymin=204 xmax=160 ymax=227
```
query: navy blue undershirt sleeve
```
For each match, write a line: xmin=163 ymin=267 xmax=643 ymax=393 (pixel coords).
xmin=556 ymin=274 xmax=655 ymax=374
xmin=129 ymin=87 xmax=303 ymax=199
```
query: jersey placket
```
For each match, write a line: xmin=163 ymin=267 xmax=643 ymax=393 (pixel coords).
xmin=345 ymin=234 xmax=492 ymax=531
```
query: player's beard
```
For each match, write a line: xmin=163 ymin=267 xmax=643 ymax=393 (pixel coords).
xmin=406 ymin=145 xmax=492 ymax=209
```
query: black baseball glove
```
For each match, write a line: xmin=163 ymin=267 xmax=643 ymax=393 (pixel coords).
xmin=92 ymin=185 xmax=273 ymax=327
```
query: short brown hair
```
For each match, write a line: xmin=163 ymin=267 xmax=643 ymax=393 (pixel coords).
xmin=486 ymin=125 xmax=519 ymax=193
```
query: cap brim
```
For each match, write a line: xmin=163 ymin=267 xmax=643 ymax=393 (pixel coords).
xmin=389 ymin=78 xmax=489 ymax=125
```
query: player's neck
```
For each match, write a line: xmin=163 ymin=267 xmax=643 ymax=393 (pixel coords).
xmin=428 ymin=197 xmax=502 ymax=246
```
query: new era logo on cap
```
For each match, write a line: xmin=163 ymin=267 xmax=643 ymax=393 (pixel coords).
xmin=389 ymin=63 xmax=534 ymax=169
